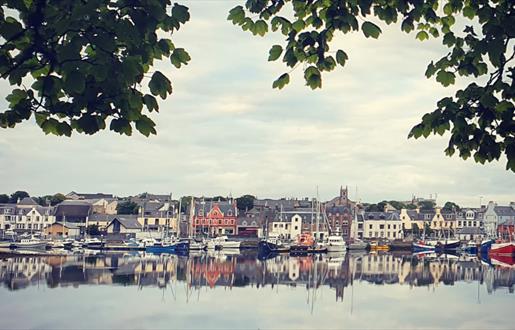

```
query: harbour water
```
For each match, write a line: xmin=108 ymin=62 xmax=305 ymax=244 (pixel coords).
xmin=0 ymin=251 xmax=513 ymax=329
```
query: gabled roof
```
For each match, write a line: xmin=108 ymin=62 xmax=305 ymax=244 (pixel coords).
xmin=363 ymin=211 xmax=401 ymax=221
xmin=494 ymin=206 xmax=515 ymax=217
xmin=52 ymin=222 xmax=81 ymax=229
xmin=54 ymin=203 xmax=92 ymax=218
xmin=17 ymin=197 xmax=38 ymax=206
xmin=108 ymin=216 xmax=141 ymax=230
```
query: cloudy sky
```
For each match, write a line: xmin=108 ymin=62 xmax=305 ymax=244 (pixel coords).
xmin=0 ymin=2 xmax=513 ymax=206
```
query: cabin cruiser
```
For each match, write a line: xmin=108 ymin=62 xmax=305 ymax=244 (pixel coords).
xmin=46 ymin=240 xmax=65 ymax=249
xmin=347 ymin=239 xmax=369 ymax=250
xmin=206 ymin=236 xmax=240 ymax=250
xmin=82 ymin=237 xmax=104 ymax=249
xmin=12 ymin=236 xmax=47 ymax=250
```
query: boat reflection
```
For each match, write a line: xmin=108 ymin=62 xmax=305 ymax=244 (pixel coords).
xmin=0 ymin=251 xmax=513 ymax=297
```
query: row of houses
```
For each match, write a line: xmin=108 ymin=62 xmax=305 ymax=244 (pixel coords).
xmin=1 ymin=189 xmax=514 ymax=241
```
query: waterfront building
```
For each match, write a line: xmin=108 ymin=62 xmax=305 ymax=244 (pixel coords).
xmin=137 ymin=200 xmax=178 ymax=234
xmin=191 ymin=199 xmax=238 ymax=236
xmin=106 ymin=216 xmax=142 ymax=234
xmin=484 ymin=201 xmax=515 ymax=236
xmin=497 ymin=220 xmax=514 ymax=240
xmin=54 ymin=200 xmax=92 ymax=223
xmin=455 ymin=227 xmax=486 ymax=241
xmin=44 ymin=222 xmax=81 ymax=238
xmin=456 ymin=207 xmax=484 ymax=229
xmin=361 ymin=211 xmax=403 ymax=240
xmin=65 ymin=191 xmax=114 ymax=200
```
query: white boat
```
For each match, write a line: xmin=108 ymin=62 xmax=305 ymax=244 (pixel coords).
xmin=13 ymin=237 xmax=47 ymax=250
xmin=326 ymin=235 xmax=347 ymax=252
xmin=348 ymin=239 xmax=369 ymax=250
xmin=188 ymin=238 xmax=206 ymax=250
xmin=47 ymin=240 xmax=65 ymax=249
xmin=206 ymin=236 xmax=240 ymax=250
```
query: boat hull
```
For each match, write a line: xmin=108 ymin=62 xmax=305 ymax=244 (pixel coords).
xmin=326 ymin=244 xmax=346 ymax=252
xmin=12 ymin=242 xmax=47 ymax=250
xmin=412 ymin=242 xmax=435 ymax=252
xmin=489 ymin=242 xmax=515 ymax=257
xmin=146 ymin=241 xmax=189 ymax=253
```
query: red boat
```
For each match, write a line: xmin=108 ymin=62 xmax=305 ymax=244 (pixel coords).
xmin=489 ymin=242 xmax=515 ymax=257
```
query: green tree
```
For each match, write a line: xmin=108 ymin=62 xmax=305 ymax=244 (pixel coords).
xmin=388 ymin=201 xmax=408 ymax=210
xmin=412 ymin=223 xmax=421 ymax=238
xmin=406 ymin=204 xmax=418 ymax=210
xmin=443 ymin=201 xmax=461 ymax=211
xmin=87 ymin=224 xmax=101 ymax=236
xmin=236 ymin=194 xmax=256 ymax=211
xmin=10 ymin=190 xmax=29 ymax=203
xmin=116 ymin=200 xmax=139 ymax=215
xmin=0 ymin=194 xmax=9 ymax=203
xmin=50 ymin=193 xmax=66 ymax=205
xmin=419 ymin=200 xmax=436 ymax=210
xmin=0 ymin=0 xmax=190 ymax=136
xmin=229 ymin=0 xmax=515 ymax=172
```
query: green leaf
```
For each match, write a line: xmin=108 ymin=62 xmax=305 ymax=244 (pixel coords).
xmin=401 ymin=18 xmax=414 ymax=33
xmin=361 ymin=21 xmax=381 ymax=39
xmin=304 ymin=66 xmax=322 ymax=89
xmin=416 ymin=31 xmax=429 ymax=41
xmin=172 ymin=4 xmax=190 ymax=24
xmin=462 ymin=6 xmax=475 ymax=19
xmin=170 ymin=48 xmax=191 ymax=68
xmin=135 ymin=115 xmax=157 ymax=137
xmin=110 ymin=118 xmax=132 ymax=136
xmin=228 ymin=6 xmax=245 ymax=25
xmin=292 ymin=19 xmax=305 ymax=32
xmin=149 ymin=71 xmax=173 ymax=99
xmin=64 ymin=71 xmax=85 ymax=94
xmin=268 ymin=45 xmax=283 ymax=61
xmin=41 ymin=118 xmax=60 ymax=135
xmin=425 ymin=61 xmax=437 ymax=78
xmin=254 ymin=20 xmax=268 ymax=36
xmin=436 ymin=70 xmax=455 ymax=87
xmin=272 ymin=73 xmax=290 ymax=89
xmin=143 ymin=94 xmax=159 ymax=112
xmin=335 ymin=50 xmax=348 ymax=67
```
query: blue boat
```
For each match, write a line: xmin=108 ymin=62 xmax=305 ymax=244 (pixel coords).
xmin=412 ymin=241 xmax=435 ymax=252
xmin=145 ymin=240 xmax=189 ymax=253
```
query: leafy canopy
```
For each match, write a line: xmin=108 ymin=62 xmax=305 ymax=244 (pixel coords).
xmin=0 ymin=0 xmax=514 ymax=173
xmin=0 ymin=0 xmax=190 ymax=137
xmin=228 ymin=0 xmax=515 ymax=172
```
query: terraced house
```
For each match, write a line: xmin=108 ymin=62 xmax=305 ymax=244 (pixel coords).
xmin=0 ymin=197 xmax=55 ymax=233
xmin=191 ymin=199 xmax=238 ymax=236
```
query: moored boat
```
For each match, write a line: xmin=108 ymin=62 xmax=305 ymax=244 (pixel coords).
xmin=412 ymin=240 xmax=435 ymax=252
xmin=489 ymin=242 xmax=515 ymax=257
xmin=206 ymin=236 xmax=240 ymax=250
xmin=347 ymin=239 xmax=369 ymax=250
xmin=12 ymin=237 xmax=47 ymax=250
xmin=389 ymin=239 xmax=413 ymax=251
xmin=325 ymin=235 xmax=346 ymax=252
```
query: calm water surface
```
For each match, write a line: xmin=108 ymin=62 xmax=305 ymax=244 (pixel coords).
xmin=0 ymin=250 xmax=513 ymax=329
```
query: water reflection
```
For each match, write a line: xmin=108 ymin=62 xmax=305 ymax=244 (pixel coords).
xmin=1 ymin=251 xmax=513 ymax=297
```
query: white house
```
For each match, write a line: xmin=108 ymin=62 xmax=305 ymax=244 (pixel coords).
xmin=484 ymin=201 xmax=515 ymax=236
xmin=362 ymin=212 xmax=404 ymax=240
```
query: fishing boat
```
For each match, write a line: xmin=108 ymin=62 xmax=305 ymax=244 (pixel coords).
xmin=289 ymin=232 xmax=327 ymax=255
xmin=412 ymin=240 xmax=435 ymax=252
xmin=489 ymin=241 xmax=515 ymax=257
xmin=433 ymin=239 xmax=461 ymax=251
xmin=325 ymin=235 xmax=347 ymax=252
xmin=188 ymin=237 xmax=206 ymax=250
xmin=12 ymin=237 xmax=47 ymax=250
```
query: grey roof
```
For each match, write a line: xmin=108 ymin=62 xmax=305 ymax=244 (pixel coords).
xmin=237 ymin=216 xmax=260 ymax=227
xmin=193 ymin=200 xmax=237 ymax=217
xmin=54 ymin=203 xmax=92 ymax=218
xmin=456 ymin=227 xmax=485 ymax=235
xmin=325 ymin=205 xmax=353 ymax=214
xmin=17 ymin=197 xmax=38 ymax=206
xmin=88 ymin=214 xmax=119 ymax=222
xmin=494 ymin=206 xmax=515 ymax=217
xmin=53 ymin=222 xmax=81 ymax=229
xmin=362 ymin=211 xmax=401 ymax=221
xmin=67 ymin=192 xmax=114 ymax=199
xmin=109 ymin=216 xmax=141 ymax=230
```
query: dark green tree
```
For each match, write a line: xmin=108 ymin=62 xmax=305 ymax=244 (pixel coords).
xmin=228 ymin=0 xmax=515 ymax=172
xmin=236 ymin=194 xmax=256 ymax=211
xmin=388 ymin=201 xmax=408 ymax=210
xmin=406 ymin=203 xmax=418 ymax=210
xmin=419 ymin=200 xmax=436 ymax=210
xmin=0 ymin=0 xmax=190 ymax=136
xmin=10 ymin=190 xmax=29 ymax=203
xmin=0 ymin=194 xmax=9 ymax=203
xmin=443 ymin=201 xmax=461 ymax=211
xmin=116 ymin=200 xmax=139 ymax=215
xmin=87 ymin=224 xmax=101 ymax=236
xmin=412 ymin=223 xmax=421 ymax=238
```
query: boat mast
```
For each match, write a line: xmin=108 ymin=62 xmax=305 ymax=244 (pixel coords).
xmin=177 ymin=197 xmax=182 ymax=238
xmin=315 ymin=186 xmax=320 ymax=243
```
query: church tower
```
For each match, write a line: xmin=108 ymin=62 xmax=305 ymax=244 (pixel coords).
xmin=340 ymin=186 xmax=349 ymax=206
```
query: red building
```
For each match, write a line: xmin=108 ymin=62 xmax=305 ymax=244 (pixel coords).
xmin=191 ymin=200 xmax=237 ymax=236
xmin=497 ymin=220 xmax=515 ymax=240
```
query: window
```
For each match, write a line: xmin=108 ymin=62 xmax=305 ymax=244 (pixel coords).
xmin=294 ymin=226 xmax=298 ymax=230
xmin=274 ymin=224 xmax=278 ymax=228
xmin=387 ymin=224 xmax=391 ymax=229
xmin=242 ymin=221 xmax=248 ymax=226
xmin=369 ymin=224 xmax=373 ymax=229
xmin=379 ymin=224 xmax=385 ymax=229
xmin=199 ymin=210 xmax=204 ymax=216
xmin=368 ymin=232 xmax=372 ymax=237
xmin=36 ymin=216 xmax=40 ymax=222
xmin=458 ymin=221 xmax=462 ymax=226
xmin=227 ymin=210 xmax=232 ymax=216
xmin=375 ymin=231 xmax=378 ymax=237
xmin=393 ymin=232 xmax=396 ymax=238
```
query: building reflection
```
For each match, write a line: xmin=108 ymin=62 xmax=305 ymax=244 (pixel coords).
xmin=0 ymin=251 xmax=513 ymax=297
